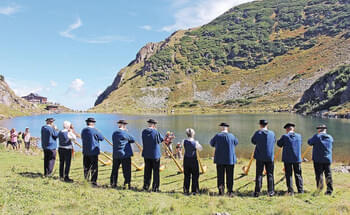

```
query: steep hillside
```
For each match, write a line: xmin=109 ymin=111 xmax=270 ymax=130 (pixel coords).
xmin=91 ymin=0 xmax=350 ymax=114
xmin=0 ymin=75 xmax=42 ymax=119
xmin=294 ymin=64 xmax=350 ymax=116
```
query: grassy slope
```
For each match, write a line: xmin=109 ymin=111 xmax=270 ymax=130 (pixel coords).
xmin=91 ymin=0 xmax=350 ymax=115
xmin=1 ymin=147 xmax=350 ymax=215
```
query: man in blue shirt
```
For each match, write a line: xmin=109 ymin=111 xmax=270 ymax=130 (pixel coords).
xmin=277 ymin=123 xmax=303 ymax=195
xmin=210 ymin=123 xmax=238 ymax=197
xmin=251 ymin=119 xmax=276 ymax=197
xmin=81 ymin=117 xmax=104 ymax=186
xmin=110 ymin=120 xmax=135 ymax=189
xmin=308 ymin=124 xmax=334 ymax=195
xmin=142 ymin=119 xmax=164 ymax=192
xmin=41 ymin=118 xmax=59 ymax=176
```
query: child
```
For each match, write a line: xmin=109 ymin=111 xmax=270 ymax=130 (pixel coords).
xmin=183 ymin=128 xmax=202 ymax=195
xmin=175 ymin=142 xmax=183 ymax=159
xmin=17 ymin=132 xmax=23 ymax=149
xmin=24 ymin=128 xmax=31 ymax=151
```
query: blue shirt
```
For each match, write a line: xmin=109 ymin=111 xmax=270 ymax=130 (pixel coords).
xmin=112 ymin=128 xmax=135 ymax=159
xmin=308 ymin=133 xmax=333 ymax=164
xmin=41 ymin=125 xmax=58 ymax=150
xmin=210 ymin=132 xmax=238 ymax=165
xmin=277 ymin=132 xmax=302 ymax=163
xmin=81 ymin=127 xmax=104 ymax=156
xmin=141 ymin=128 xmax=164 ymax=159
xmin=251 ymin=129 xmax=276 ymax=162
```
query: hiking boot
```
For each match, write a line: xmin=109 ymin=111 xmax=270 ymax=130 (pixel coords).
xmin=152 ymin=188 xmax=161 ymax=192
xmin=253 ymin=192 xmax=259 ymax=198
xmin=227 ymin=192 xmax=234 ymax=197
xmin=111 ymin=184 xmax=117 ymax=188
xmin=91 ymin=182 xmax=98 ymax=187
xmin=64 ymin=177 xmax=74 ymax=183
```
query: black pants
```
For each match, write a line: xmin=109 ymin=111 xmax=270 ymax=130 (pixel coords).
xmin=313 ymin=162 xmax=333 ymax=193
xmin=216 ymin=164 xmax=234 ymax=194
xmin=58 ymin=148 xmax=72 ymax=178
xmin=110 ymin=157 xmax=131 ymax=186
xmin=183 ymin=157 xmax=200 ymax=193
xmin=25 ymin=142 xmax=30 ymax=150
xmin=44 ymin=149 xmax=56 ymax=176
xmin=255 ymin=160 xmax=274 ymax=194
xmin=143 ymin=158 xmax=160 ymax=191
xmin=284 ymin=162 xmax=303 ymax=193
xmin=83 ymin=155 xmax=98 ymax=183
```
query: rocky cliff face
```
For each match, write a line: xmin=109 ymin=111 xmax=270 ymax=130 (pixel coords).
xmin=294 ymin=65 xmax=350 ymax=114
xmin=0 ymin=76 xmax=39 ymax=118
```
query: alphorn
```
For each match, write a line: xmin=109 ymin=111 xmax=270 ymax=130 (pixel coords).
xmin=73 ymin=141 xmax=112 ymax=166
xmin=162 ymin=142 xmax=184 ymax=173
xmin=103 ymin=137 xmax=145 ymax=171
xmin=242 ymin=149 xmax=255 ymax=175
xmin=196 ymin=150 xmax=207 ymax=174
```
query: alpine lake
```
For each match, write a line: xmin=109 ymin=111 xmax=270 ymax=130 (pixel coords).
xmin=1 ymin=113 xmax=349 ymax=163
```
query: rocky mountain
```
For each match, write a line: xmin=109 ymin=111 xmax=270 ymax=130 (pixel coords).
xmin=91 ymin=0 xmax=350 ymax=114
xmin=0 ymin=75 xmax=41 ymax=119
xmin=294 ymin=64 xmax=350 ymax=116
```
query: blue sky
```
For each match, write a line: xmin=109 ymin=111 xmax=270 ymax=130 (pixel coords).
xmin=0 ymin=0 xmax=252 ymax=110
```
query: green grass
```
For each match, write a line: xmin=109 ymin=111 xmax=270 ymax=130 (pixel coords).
xmin=1 ymin=146 xmax=350 ymax=214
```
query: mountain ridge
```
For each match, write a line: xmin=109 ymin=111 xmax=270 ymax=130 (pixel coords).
xmin=91 ymin=0 xmax=350 ymax=115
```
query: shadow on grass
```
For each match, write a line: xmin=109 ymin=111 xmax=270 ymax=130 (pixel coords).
xmin=18 ymin=172 xmax=43 ymax=178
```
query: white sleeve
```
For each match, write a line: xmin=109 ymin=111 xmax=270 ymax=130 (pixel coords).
xmin=68 ymin=131 xmax=77 ymax=141
xmin=195 ymin=141 xmax=203 ymax=151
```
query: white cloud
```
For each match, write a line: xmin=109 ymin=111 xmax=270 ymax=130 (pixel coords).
xmin=50 ymin=80 xmax=58 ymax=87
xmin=60 ymin=17 xmax=133 ymax=43
xmin=162 ymin=0 xmax=254 ymax=32
xmin=0 ymin=5 xmax=20 ymax=16
xmin=69 ymin=78 xmax=84 ymax=92
xmin=60 ymin=17 xmax=82 ymax=39
xmin=140 ymin=25 xmax=152 ymax=31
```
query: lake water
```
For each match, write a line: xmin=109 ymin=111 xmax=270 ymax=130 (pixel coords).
xmin=1 ymin=113 xmax=349 ymax=163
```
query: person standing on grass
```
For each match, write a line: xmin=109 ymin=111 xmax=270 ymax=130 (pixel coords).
xmin=110 ymin=120 xmax=136 ymax=189
xmin=17 ymin=132 xmax=23 ymax=149
xmin=41 ymin=118 xmax=59 ymax=177
xmin=308 ymin=124 xmax=334 ymax=195
xmin=9 ymin=128 xmax=18 ymax=150
xmin=251 ymin=119 xmax=276 ymax=197
xmin=210 ymin=123 xmax=238 ymax=197
xmin=277 ymin=123 xmax=304 ymax=195
xmin=24 ymin=127 xmax=31 ymax=151
xmin=142 ymin=119 xmax=164 ymax=192
xmin=183 ymin=128 xmax=202 ymax=195
xmin=58 ymin=121 xmax=76 ymax=183
xmin=81 ymin=117 xmax=104 ymax=186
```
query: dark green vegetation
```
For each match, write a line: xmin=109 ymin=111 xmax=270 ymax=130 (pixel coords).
xmin=146 ymin=0 xmax=350 ymax=72
xmin=295 ymin=64 xmax=350 ymax=114
xmin=93 ymin=0 xmax=350 ymax=115
xmin=1 ymin=147 xmax=350 ymax=214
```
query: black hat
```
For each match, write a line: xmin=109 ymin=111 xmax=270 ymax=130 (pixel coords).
xmin=219 ymin=122 xmax=230 ymax=127
xmin=283 ymin=123 xmax=295 ymax=129
xmin=259 ymin=119 xmax=268 ymax=125
xmin=147 ymin=119 xmax=157 ymax=124
xmin=117 ymin=119 xmax=128 ymax=125
xmin=316 ymin=124 xmax=327 ymax=129
xmin=85 ymin=117 xmax=96 ymax=123
xmin=45 ymin=118 xmax=55 ymax=122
